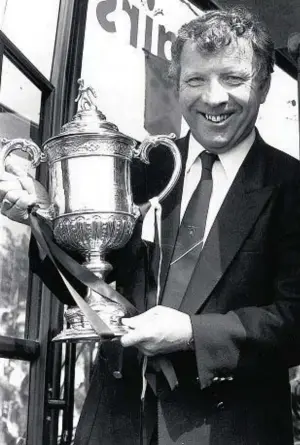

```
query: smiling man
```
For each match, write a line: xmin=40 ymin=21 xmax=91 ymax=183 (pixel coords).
xmin=1 ymin=7 xmax=300 ymax=445
xmin=177 ymin=38 xmax=270 ymax=152
xmin=117 ymin=8 xmax=300 ymax=445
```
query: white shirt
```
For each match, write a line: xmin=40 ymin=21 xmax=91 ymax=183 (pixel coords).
xmin=141 ymin=130 xmax=255 ymax=244
xmin=181 ymin=130 xmax=255 ymax=244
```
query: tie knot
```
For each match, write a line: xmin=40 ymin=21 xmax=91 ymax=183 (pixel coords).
xmin=200 ymin=151 xmax=218 ymax=173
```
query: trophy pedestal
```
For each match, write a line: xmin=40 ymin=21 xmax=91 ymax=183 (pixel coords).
xmin=52 ymin=254 xmax=130 ymax=342
xmin=52 ymin=289 xmax=129 ymax=343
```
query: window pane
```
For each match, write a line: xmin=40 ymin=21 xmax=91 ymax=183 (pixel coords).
xmin=0 ymin=359 xmax=29 ymax=444
xmin=257 ymin=65 xmax=299 ymax=159
xmin=0 ymin=0 xmax=60 ymax=79
xmin=74 ymin=343 xmax=98 ymax=427
xmin=0 ymin=218 xmax=31 ymax=338
xmin=0 ymin=57 xmax=42 ymax=338
xmin=57 ymin=342 xmax=98 ymax=443
xmin=0 ymin=56 xmax=42 ymax=125
xmin=0 ymin=153 xmax=33 ymax=341
xmin=81 ymin=0 xmax=203 ymax=141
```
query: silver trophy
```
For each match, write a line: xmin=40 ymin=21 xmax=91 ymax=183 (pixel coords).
xmin=0 ymin=79 xmax=182 ymax=342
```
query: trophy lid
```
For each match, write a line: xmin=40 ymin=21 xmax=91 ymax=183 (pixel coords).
xmin=45 ymin=79 xmax=134 ymax=143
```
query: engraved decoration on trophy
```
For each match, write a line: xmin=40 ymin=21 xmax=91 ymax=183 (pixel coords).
xmin=0 ymin=79 xmax=182 ymax=342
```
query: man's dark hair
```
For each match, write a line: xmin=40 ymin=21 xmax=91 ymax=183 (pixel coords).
xmin=169 ymin=8 xmax=275 ymax=88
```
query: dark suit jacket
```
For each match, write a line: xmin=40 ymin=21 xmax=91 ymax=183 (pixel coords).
xmin=31 ymin=132 xmax=300 ymax=445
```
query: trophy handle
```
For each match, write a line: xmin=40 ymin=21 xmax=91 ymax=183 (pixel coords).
xmin=0 ymin=138 xmax=53 ymax=218
xmin=134 ymin=133 xmax=182 ymax=203
xmin=0 ymin=137 xmax=45 ymax=176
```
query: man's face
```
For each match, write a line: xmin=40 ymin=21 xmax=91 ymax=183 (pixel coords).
xmin=178 ymin=39 xmax=270 ymax=153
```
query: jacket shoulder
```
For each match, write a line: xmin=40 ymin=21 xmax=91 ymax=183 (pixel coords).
xmin=262 ymin=141 xmax=300 ymax=184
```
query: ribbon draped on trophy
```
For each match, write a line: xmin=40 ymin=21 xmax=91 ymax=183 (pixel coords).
xmin=0 ymin=79 xmax=182 ymax=344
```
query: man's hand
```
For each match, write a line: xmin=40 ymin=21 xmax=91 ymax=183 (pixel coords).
xmin=0 ymin=156 xmax=50 ymax=224
xmin=120 ymin=306 xmax=193 ymax=356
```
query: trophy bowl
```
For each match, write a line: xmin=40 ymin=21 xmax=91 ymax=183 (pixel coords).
xmin=0 ymin=79 xmax=182 ymax=342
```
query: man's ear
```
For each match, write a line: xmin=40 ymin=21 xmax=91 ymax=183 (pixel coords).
xmin=260 ymin=75 xmax=271 ymax=104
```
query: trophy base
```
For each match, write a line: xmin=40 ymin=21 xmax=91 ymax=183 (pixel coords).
xmin=52 ymin=290 xmax=129 ymax=343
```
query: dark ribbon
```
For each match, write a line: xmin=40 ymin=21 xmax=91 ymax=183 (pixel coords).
xmin=29 ymin=211 xmax=178 ymax=392
xmin=29 ymin=212 xmax=137 ymax=338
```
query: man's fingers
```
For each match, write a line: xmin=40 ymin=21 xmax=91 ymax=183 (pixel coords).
xmin=122 ymin=310 xmax=156 ymax=328
xmin=15 ymin=192 xmax=36 ymax=209
xmin=120 ymin=325 xmax=151 ymax=348
xmin=120 ymin=332 xmax=154 ymax=356
xmin=0 ymin=171 xmax=22 ymax=182
xmin=2 ymin=191 xmax=36 ymax=211
xmin=0 ymin=169 xmax=36 ymax=199
xmin=3 ymin=189 xmax=33 ymax=208
xmin=18 ymin=175 xmax=36 ymax=196
xmin=2 ymin=205 xmax=29 ymax=222
xmin=0 ymin=166 xmax=48 ymax=223
xmin=0 ymin=179 xmax=23 ymax=201
xmin=1 ymin=190 xmax=36 ymax=222
xmin=120 ymin=330 xmax=141 ymax=347
xmin=5 ymin=155 xmax=30 ymax=177
xmin=5 ymin=160 xmax=24 ymax=176
xmin=122 ymin=317 xmax=140 ymax=329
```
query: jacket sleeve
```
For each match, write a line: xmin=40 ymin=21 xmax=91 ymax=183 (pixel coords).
xmin=190 ymin=177 xmax=300 ymax=390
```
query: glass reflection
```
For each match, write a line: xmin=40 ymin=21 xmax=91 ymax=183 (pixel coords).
xmin=0 ymin=359 xmax=29 ymax=444
xmin=0 ymin=0 xmax=60 ymax=79
xmin=0 ymin=217 xmax=30 ymax=338
xmin=57 ymin=341 xmax=99 ymax=443
xmin=0 ymin=56 xmax=42 ymax=125
xmin=0 ymin=58 xmax=41 ymax=338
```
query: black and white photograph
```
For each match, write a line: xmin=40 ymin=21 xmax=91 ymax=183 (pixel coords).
xmin=1 ymin=1 xmax=300 ymax=444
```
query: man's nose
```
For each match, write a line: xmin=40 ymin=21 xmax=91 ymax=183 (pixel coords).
xmin=201 ymin=79 xmax=228 ymax=106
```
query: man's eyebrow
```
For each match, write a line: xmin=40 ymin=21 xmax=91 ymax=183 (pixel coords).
xmin=181 ymin=70 xmax=205 ymax=78
xmin=221 ymin=68 xmax=251 ymax=76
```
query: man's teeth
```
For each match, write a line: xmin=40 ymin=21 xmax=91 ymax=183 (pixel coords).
xmin=205 ymin=114 xmax=229 ymax=122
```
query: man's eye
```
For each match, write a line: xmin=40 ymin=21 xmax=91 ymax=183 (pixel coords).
xmin=186 ymin=77 xmax=205 ymax=87
xmin=223 ymin=76 xmax=245 ymax=85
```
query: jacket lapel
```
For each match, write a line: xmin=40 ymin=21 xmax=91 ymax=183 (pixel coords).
xmin=178 ymin=134 xmax=275 ymax=314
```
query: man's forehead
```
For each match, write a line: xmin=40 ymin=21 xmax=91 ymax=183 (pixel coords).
xmin=180 ymin=38 xmax=256 ymax=69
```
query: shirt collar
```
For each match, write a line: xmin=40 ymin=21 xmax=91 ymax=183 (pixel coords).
xmin=187 ymin=129 xmax=255 ymax=181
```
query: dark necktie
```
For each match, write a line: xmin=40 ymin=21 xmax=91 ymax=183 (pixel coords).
xmin=162 ymin=151 xmax=218 ymax=309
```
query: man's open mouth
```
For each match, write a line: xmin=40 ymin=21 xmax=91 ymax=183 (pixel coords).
xmin=201 ymin=113 xmax=232 ymax=123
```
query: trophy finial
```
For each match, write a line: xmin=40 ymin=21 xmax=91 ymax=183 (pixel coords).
xmin=59 ymin=78 xmax=121 ymax=134
xmin=75 ymin=78 xmax=99 ymax=111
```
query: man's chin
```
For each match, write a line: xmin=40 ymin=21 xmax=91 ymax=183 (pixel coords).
xmin=190 ymin=131 xmax=231 ymax=151
xmin=199 ymin=139 xmax=233 ymax=154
